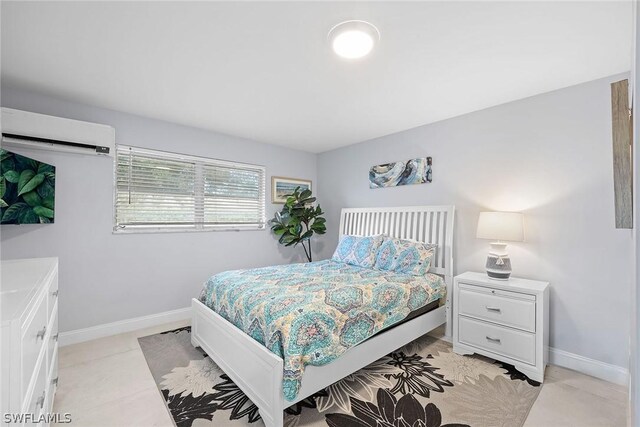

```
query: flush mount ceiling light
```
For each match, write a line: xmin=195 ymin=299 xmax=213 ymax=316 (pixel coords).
xmin=328 ymin=20 xmax=380 ymax=59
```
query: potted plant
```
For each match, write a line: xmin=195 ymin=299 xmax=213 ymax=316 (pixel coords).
xmin=270 ymin=187 xmax=326 ymax=262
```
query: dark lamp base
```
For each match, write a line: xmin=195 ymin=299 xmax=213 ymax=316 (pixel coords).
xmin=486 ymin=270 xmax=511 ymax=280
xmin=485 ymin=253 xmax=512 ymax=281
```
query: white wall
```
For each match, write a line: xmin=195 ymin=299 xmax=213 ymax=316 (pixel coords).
xmin=0 ymin=86 xmax=318 ymax=333
xmin=317 ymin=74 xmax=633 ymax=371
xmin=2 ymin=75 xmax=632 ymax=374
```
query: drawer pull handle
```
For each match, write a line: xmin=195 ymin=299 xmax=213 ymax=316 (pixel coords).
xmin=485 ymin=306 xmax=502 ymax=313
xmin=36 ymin=391 xmax=45 ymax=409
xmin=52 ymin=290 xmax=59 ymax=298
xmin=486 ymin=335 xmax=501 ymax=343
xmin=37 ymin=326 xmax=47 ymax=340
xmin=53 ymin=333 xmax=59 ymax=342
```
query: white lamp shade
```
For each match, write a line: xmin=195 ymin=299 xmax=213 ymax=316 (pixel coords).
xmin=476 ymin=211 xmax=524 ymax=242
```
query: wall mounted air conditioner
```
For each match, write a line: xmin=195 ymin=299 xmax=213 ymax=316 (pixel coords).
xmin=1 ymin=108 xmax=115 ymax=157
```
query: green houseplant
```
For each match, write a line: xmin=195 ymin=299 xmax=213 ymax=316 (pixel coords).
xmin=270 ymin=187 xmax=326 ymax=262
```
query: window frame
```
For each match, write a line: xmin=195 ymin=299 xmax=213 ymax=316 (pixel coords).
xmin=113 ymin=145 xmax=266 ymax=234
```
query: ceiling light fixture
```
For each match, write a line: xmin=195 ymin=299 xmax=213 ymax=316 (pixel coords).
xmin=328 ymin=20 xmax=380 ymax=59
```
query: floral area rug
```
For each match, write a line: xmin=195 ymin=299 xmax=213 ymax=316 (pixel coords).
xmin=138 ymin=327 xmax=541 ymax=427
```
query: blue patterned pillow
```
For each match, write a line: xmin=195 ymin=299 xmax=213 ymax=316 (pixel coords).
xmin=331 ymin=235 xmax=384 ymax=268
xmin=374 ymin=237 xmax=436 ymax=275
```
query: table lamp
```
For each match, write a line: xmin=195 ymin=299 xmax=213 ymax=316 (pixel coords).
xmin=476 ymin=211 xmax=524 ymax=280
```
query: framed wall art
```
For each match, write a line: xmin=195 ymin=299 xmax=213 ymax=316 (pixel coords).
xmin=271 ymin=176 xmax=312 ymax=203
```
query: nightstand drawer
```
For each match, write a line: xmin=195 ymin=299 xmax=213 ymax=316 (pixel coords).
xmin=458 ymin=316 xmax=536 ymax=365
xmin=458 ymin=284 xmax=536 ymax=332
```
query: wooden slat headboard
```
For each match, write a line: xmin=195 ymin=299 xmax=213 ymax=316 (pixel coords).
xmin=339 ymin=205 xmax=456 ymax=336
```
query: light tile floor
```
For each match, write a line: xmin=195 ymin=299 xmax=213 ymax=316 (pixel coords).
xmin=53 ymin=321 xmax=629 ymax=427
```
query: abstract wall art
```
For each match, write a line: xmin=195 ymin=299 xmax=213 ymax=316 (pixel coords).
xmin=369 ymin=157 xmax=432 ymax=189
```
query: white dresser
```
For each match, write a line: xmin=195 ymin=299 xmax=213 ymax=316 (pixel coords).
xmin=453 ymin=271 xmax=549 ymax=383
xmin=1 ymin=258 xmax=59 ymax=427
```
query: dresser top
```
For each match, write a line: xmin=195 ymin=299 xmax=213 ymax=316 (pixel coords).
xmin=1 ymin=257 xmax=58 ymax=323
xmin=455 ymin=271 xmax=549 ymax=293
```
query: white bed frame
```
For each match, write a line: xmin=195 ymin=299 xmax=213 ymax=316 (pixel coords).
xmin=191 ymin=205 xmax=455 ymax=427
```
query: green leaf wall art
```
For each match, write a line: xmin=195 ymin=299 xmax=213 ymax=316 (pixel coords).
xmin=0 ymin=149 xmax=55 ymax=224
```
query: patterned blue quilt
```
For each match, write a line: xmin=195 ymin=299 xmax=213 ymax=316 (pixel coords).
xmin=199 ymin=260 xmax=445 ymax=401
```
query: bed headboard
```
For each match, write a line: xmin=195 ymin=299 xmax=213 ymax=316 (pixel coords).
xmin=339 ymin=205 xmax=455 ymax=336
xmin=339 ymin=205 xmax=455 ymax=279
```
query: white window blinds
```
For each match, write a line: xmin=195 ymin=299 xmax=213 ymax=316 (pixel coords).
xmin=115 ymin=145 xmax=265 ymax=232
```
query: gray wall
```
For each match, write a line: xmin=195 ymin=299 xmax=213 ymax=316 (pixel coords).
xmin=0 ymin=86 xmax=318 ymax=333
xmin=316 ymin=74 xmax=632 ymax=369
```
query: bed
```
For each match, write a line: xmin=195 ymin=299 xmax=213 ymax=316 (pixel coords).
xmin=191 ymin=205 xmax=455 ymax=427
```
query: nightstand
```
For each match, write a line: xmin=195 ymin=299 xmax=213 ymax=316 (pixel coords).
xmin=453 ymin=271 xmax=549 ymax=383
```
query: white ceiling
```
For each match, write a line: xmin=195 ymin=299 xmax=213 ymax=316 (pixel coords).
xmin=1 ymin=1 xmax=632 ymax=153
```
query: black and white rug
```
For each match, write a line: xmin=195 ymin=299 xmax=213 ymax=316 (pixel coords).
xmin=138 ymin=327 xmax=541 ymax=427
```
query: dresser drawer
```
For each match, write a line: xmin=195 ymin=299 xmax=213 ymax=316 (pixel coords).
xmin=20 ymin=294 xmax=48 ymax=403
xmin=47 ymin=273 xmax=58 ymax=322
xmin=44 ymin=347 xmax=58 ymax=421
xmin=47 ymin=306 xmax=58 ymax=378
xmin=458 ymin=316 xmax=536 ymax=365
xmin=22 ymin=354 xmax=46 ymax=423
xmin=458 ymin=284 xmax=536 ymax=332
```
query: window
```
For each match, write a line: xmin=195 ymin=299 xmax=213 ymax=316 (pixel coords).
xmin=114 ymin=145 xmax=265 ymax=232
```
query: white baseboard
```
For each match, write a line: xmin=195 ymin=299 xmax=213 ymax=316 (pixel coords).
xmin=58 ymin=309 xmax=630 ymax=387
xmin=59 ymin=307 xmax=191 ymax=347
xmin=548 ymin=346 xmax=629 ymax=386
